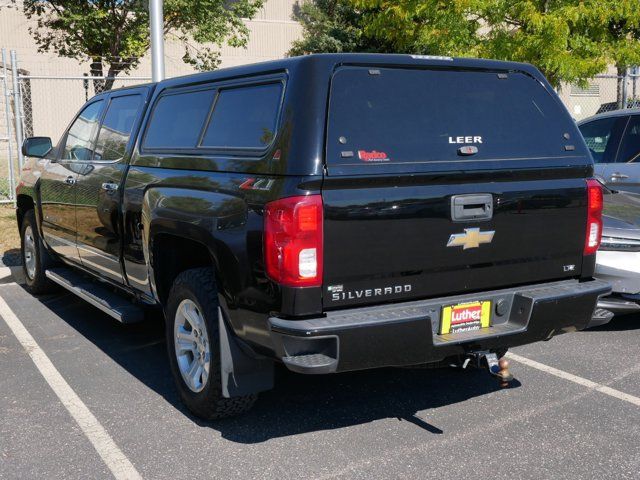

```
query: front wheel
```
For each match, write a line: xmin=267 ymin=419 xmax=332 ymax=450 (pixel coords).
xmin=165 ymin=268 xmax=256 ymax=419
xmin=20 ymin=210 xmax=57 ymax=294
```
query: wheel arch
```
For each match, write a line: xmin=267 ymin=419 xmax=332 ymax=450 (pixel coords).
xmin=16 ymin=193 xmax=35 ymax=232
xmin=142 ymin=186 xmax=248 ymax=307
xmin=149 ymin=225 xmax=220 ymax=306
xmin=16 ymin=181 xmax=45 ymax=238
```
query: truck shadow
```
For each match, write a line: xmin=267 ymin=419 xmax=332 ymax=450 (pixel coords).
xmin=214 ymin=366 xmax=516 ymax=443
xmin=1 ymin=248 xmax=21 ymax=267
xmin=33 ymin=288 xmax=516 ymax=444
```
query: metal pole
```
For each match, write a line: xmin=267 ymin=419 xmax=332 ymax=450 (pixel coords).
xmin=2 ymin=49 xmax=16 ymax=204
xmin=622 ymin=68 xmax=629 ymax=109
xmin=9 ymin=50 xmax=24 ymax=170
xmin=149 ymin=0 xmax=165 ymax=82
xmin=633 ymin=66 xmax=638 ymax=103
xmin=83 ymin=73 xmax=89 ymax=102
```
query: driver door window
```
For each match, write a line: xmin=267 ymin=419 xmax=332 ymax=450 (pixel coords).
xmin=62 ymin=100 xmax=104 ymax=161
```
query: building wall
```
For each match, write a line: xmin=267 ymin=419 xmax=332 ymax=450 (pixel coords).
xmin=556 ymin=66 xmax=622 ymax=121
xmin=0 ymin=0 xmax=302 ymax=75
xmin=0 ymin=0 xmax=302 ymax=140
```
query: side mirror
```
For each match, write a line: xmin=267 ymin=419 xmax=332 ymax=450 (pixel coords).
xmin=22 ymin=136 xmax=52 ymax=158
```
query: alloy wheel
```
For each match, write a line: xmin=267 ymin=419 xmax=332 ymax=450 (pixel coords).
xmin=23 ymin=225 xmax=37 ymax=280
xmin=174 ymin=299 xmax=211 ymax=393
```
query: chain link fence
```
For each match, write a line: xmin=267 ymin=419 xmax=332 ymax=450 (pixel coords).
xmin=2 ymin=47 xmax=640 ymax=204
xmin=559 ymin=71 xmax=640 ymax=121
xmin=1 ymin=50 xmax=18 ymax=204
xmin=1 ymin=49 xmax=150 ymax=204
xmin=17 ymin=75 xmax=151 ymax=154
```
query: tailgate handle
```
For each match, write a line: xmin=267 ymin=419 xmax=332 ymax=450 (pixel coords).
xmin=451 ymin=194 xmax=493 ymax=221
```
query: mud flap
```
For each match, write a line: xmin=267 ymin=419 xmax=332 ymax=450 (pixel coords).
xmin=218 ymin=308 xmax=274 ymax=398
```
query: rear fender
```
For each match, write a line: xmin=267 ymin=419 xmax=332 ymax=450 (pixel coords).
xmin=141 ymin=187 xmax=248 ymax=304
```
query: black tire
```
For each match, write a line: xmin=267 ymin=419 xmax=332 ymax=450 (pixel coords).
xmin=165 ymin=267 xmax=257 ymax=420
xmin=20 ymin=210 xmax=57 ymax=295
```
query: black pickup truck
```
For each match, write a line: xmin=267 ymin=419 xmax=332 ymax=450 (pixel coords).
xmin=16 ymin=54 xmax=610 ymax=419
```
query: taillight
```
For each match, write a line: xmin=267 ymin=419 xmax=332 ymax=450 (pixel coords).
xmin=584 ymin=179 xmax=603 ymax=255
xmin=264 ymin=195 xmax=323 ymax=287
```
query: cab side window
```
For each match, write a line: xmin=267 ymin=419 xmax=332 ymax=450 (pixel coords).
xmin=63 ymin=100 xmax=104 ymax=161
xmin=619 ymin=116 xmax=640 ymax=163
xmin=93 ymin=94 xmax=143 ymax=162
xmin=200 ymin=83 xmax=283 ymax=149
xmin=143 ymin=89 xmax=215 ymax=149
xmin=578 ymin=116 xmax=625 ymax=164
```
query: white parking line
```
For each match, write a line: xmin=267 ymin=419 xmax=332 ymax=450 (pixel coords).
xmin=0 ymin=266 xmax=12 ymax=281
xmin=507 ymin=352 xmax=640 ymax=407
xmin=0 ymin=293 xmax=143 ymax=480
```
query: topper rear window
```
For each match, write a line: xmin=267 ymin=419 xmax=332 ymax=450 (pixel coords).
xmin=327 ymin=67 xmax=583 ymax=168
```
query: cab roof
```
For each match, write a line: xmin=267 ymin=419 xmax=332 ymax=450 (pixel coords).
xmin=100 ymin=53 xmax=547 ymax=97
xmin=158 ymin=53 xmax=544 ymax=89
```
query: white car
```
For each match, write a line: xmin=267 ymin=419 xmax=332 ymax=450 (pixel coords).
xmin=596 ymin=189 xmax=640 ymax=316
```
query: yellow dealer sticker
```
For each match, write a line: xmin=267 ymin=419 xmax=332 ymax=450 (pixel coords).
xmin=440 ymin=301 xmax=491 ymax=335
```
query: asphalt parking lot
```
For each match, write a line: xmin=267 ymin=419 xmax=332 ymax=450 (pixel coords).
xmin=1 ymin=269 xmax=639 ymax=480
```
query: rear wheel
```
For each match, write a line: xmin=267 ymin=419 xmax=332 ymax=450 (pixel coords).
xmin=20 ymin=210 xmax=57 ymax=294
xmin=165 ymin=268 xmax=256 ymax=419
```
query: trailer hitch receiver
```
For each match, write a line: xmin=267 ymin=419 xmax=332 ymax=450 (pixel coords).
xmin=466 ymin=351 xmax=514 ymax=388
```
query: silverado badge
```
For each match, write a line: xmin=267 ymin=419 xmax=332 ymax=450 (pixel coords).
xmin=447 ymin=228 xmax=495 ymax=250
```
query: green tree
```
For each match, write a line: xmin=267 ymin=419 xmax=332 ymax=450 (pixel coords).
xmin=353 ymin=0 xmax=608 ymax=87
xmin=10 ymin=0 xmax=264 ymax=91
xmin=351 ymin=0 xmax=482 ymax=57
xmin=478 ymin=1 xmax=610 ymax=88
xmin=575 ymin=0 xmax=640 ymax=107
xmin=293 ymin=0 xmax=640 ymax=98
xmin=289 ymin=0 xmax=479 ymax=57
xmin=288 ymin=0 xmax=375 ymax=55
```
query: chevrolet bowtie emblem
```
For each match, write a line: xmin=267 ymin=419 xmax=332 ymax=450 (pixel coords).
xmin=447 ymin=228 xmax=495 ymax=250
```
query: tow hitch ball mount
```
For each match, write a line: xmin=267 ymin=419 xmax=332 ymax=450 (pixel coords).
xmin=464 ymin=351 xmax=514 ymax=388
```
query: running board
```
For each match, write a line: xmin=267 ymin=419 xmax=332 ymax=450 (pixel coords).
xmin=45 ymin=268 xmax=144 ymax=324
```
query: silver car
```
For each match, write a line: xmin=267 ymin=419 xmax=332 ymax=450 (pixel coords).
xmin=597 ymin=189 xmax=640 ymax=315
xmin=578 ymin=109 xmax=640 ymax=193
xmin=578 ymin=110 xmax=640 ymax=320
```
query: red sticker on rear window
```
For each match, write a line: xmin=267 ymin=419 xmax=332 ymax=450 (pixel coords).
xmin=358 ymin=150 xmax=390 ymax=162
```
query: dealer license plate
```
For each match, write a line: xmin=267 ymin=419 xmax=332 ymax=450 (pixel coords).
xmin=439 ymin=301 xmax=491 ymax=335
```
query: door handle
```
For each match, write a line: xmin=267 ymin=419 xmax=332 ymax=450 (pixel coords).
xmin=610 ymin=172 xmax=629 ymax=181
xmin=64 ymin=176 xmax=76 ymax=185
xmin=101 ymin=182 xmax=119 ymax=193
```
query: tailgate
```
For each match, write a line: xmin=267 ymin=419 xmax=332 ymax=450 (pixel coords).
xmin=322 ymin=175 xmax=587 ymax=308
xmin=322 ymin=65 xmax=591 ymax=309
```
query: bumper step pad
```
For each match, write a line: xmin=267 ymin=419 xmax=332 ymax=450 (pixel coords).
xmin=588 ymin=308 xmax=615 ymax=328
xmin=282 ymin=353 xmax=338 ymax=374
